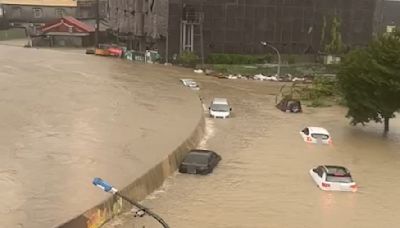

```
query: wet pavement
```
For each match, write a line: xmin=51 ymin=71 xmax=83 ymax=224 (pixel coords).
xmin=104 ymin=74 xmax=400 ymax=228
xmin=0 ymin=45 xmax=202 ymax=228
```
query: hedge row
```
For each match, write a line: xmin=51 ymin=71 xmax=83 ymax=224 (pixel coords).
xmin=206 ymin=53 xmax=272 ymax=64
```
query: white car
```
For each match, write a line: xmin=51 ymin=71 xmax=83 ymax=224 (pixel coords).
xmin=309 ymin=165 xmax=358 ymax=192
xmin=300 ymin=127 xmax=332 ymax=144
xmin=209 ymin=98 xmax=232 ymax=119
xmin=180 ymin=79 xmax=200 ymax=90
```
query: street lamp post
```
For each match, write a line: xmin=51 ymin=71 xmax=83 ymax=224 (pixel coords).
xmin=260 ymin=41 xmax=281 ymax=76
xmin=94 ymin=0 xmax=100 ymax=48
xmin=92 ymin=177 xmax=170 ymax=228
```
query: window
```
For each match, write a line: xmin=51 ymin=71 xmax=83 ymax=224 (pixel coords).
xmin=326 ymin=175 xmax=353 ymax=183
xmin=314 ymin=166 xmax=324 ymax=178
xmin=210 ymin=104 xmax=230 ymax=112
xmin=302 ymin=128 xmax=309 ymax=135
xmin=10 ymin=7 xmax=22 ymax=19
xmin=183 ymin=153 xmax=209 ymax=165
xmin=311 ymin=134 xmax=329 ymax=139
xmin=33 ymin=8 xmax=43 ymax=18
xmin=56 ymin=8 xmax=65 ymax=17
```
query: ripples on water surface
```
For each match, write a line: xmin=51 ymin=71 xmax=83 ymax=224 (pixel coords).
xmin=106 ymin=79 xmax=400 ymax=228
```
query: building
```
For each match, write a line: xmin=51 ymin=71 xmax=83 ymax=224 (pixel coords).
xmin=33 ymin=16 xmax=95 ymax=47
xmin=108 ymin=0 xmax=168 ymax=51
xmin=380 ymin=0 xmax=400 ymax=33
xmin=173 ymin=0 xmax=382 ymax=57
xmin=109 ymin=0 xmax=381 ymax=60
xmin=0 ymin=0 xmax=77 ymax=30
xmin=76 ymin=0 xmax=108 ymax=20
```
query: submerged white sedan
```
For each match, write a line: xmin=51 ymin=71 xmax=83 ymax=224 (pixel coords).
xmin=309 ymin=165 xmax=358 ymax=192
xmin=300 ymin=127 xmax=332 ymax=144
xmin=180 ymin=79 xmax=200 ymax=90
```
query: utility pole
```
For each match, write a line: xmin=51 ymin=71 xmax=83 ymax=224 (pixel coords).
xmin=94 ymin=0 xmax=100 ymax=48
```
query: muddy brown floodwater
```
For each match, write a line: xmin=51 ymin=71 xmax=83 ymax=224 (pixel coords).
xmin=0 ymin=45 xmax=203 ymax=228
xmin=105 ymin=74 xmax=400 ymax=228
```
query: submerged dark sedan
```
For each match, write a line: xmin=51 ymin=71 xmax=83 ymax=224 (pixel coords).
xmin=179 ymin=150 xmax=221 ymax=175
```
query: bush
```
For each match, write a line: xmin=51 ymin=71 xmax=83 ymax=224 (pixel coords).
xmin=178 ymin=51 xmax=199 ymax=67
xmin=287 ymin=55 xmax=296 ymax=64
xmin=206 ymin=53 xmax=269 ymax=64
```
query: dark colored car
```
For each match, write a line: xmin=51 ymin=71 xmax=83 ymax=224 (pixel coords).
xmin=179 ymin=150 xmax=221 ymax=175
xmin=276 ymin=98 xmax=302 ymax=113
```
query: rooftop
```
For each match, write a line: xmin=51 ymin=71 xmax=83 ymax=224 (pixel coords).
xmin=0 ymin=0 xmax=77 ymax=7
xmin=308 ymin=127 xmax=330 ymax=135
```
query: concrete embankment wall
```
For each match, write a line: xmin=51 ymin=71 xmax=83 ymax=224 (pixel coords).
xmin=57 ymin=107 xmax=205 ymax=228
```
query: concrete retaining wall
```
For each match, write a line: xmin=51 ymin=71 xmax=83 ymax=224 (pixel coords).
xmin=57 ymin=106 xmax=205 ymax=228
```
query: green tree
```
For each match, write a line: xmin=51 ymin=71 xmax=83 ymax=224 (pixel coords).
xmin=338 ymin=30 xmax=400 ymax=133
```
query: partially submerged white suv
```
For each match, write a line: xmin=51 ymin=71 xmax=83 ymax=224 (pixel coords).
xmin=209 ymin=98 xmax=232 ymax=119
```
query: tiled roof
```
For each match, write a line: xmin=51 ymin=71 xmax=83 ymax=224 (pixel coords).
xmin=42 ymin=16 xmax=95 ymax=33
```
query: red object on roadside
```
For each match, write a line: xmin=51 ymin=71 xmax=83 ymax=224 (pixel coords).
xmin=108 ymin=47 xmax=123 ymax=57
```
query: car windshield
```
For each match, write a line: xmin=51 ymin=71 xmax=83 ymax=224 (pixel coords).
xmin=311 ymin=133 xmax=329 ymax=139
xmin=326 ymin=175 xmax=353 ymax=183
xmin=211 ymin=104 xmax=230 ymax=112
xmin=183 ymin=153 xmax=209 ymax=165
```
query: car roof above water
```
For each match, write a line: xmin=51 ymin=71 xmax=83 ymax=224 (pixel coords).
xmin=189 ymin=149 xmax=214 ymax=155
xmin=308 ymin=127 xmax=330 ymax=135
xmin=212 ymin=98 xmax=228 ymax=104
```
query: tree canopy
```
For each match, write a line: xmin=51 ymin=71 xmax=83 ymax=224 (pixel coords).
xmin=337 ymin=30 xmax=400 ymax=133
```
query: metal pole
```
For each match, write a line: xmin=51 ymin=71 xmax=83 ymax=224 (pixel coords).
xmin=166 ymin=30 xmax=169 ymax=63
xmin=165 ymin=2 xmax=169 ymax=63
xmin=190 ymin=24 xmax=194 ymax=52
xmin=115 ymin=192 xmax=170 ymax=228
xmin=268 ymin=44 xmax=281 ymax=76
xmin=94 ymin=0 xmax=100 ymax=48
xmin=200 ymin=2 xmax=204 ymax=65
xmin=261 ymin=41 xmax=281 ymax=76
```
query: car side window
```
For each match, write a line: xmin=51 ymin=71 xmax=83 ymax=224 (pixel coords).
xmin=302 ymin=128 xmax=309 ymax=135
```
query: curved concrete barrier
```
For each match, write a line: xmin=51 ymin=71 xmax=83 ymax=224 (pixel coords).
xmin=57 ymin=107 xmax=205 ymax=228
xmin=0 ymin=45 xmax=206 ymax=227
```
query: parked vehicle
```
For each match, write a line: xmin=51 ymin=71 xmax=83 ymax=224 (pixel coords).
xmin=180 ymin=79 xmax=200 ymax=90
xmin=209 ymin=98 xmax=232 ymax=119
xmin=309 ymin=165 xmax=357 ymax=192
xmin=300 ymin=127 xmax=332 ymax=144
xmin=179 ymin=150 xmax=221 ymax=175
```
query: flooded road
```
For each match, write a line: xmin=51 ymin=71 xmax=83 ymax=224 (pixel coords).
xmin=105 ymin=75 xmax=400 ymax=228
xmin=0 ymin=45 xmax=202 ymax=228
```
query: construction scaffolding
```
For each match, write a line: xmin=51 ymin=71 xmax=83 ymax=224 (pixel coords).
xmin=179 ymin=2 xmax=204 ymax=63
